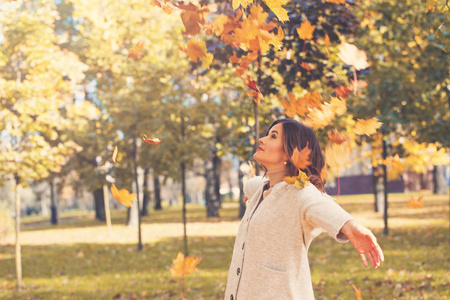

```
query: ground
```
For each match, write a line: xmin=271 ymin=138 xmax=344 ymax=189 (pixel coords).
xmin=0 ymin=192 xmax=449 ymax=299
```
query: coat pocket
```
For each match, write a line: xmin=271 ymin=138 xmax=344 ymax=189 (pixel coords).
xmin=239 ymin=264 xmax=289 ymax=299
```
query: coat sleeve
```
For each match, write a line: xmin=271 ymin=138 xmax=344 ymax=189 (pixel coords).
xmin=299 ymin=184 xmax=354 ymax=242
xmin=243 ymin=176 xmax=265 ymax=201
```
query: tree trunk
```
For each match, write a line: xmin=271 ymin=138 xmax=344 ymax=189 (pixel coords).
xmin=14 ymin=175 xmax=22 ymax=291
xmin=213 ymin=153 xmax=222 ymax=209
xmin=50 ymin=179 xmax=58 ymax=225
xmin=253 ymin=100 xmax=260 ymax=176
xmin=103 ymin=184 xmax=112 ymax=232
xmin=153 ymin=175 xmax=162 ymax=210
xmin=94 ymin=188 xmax=106 ymax=221
xmin=372 ymin=166 xmax=385 ymax=213
xmin=433 ymin=165 xmax=447 ymax=195
xmin=238 ymin=161 xmax=246 ymax=219
xmin=141 ymin=167 xmax=150 ymax=216
xmin=382 ymin=138 xmax=389 ymax=235
xmin=205 ymin=158 xmax=220 ymax=217
xmin=181 ymin=161 xmax=188 ymax=256
xmin=133 ymin=137 xmax=143 ymax=251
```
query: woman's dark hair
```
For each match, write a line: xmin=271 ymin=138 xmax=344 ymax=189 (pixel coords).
xmin=266 ymin=119 xmax=326 ymax=191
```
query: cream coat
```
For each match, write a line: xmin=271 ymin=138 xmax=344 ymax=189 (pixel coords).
xmin=224 ymin=176 xmax=354 ymax=300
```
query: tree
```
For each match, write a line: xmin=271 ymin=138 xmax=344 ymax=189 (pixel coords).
xmin=0 ymin=0 xmax=86 ymax=289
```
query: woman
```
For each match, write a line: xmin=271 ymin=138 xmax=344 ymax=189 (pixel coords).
xmin=225 ymin=119 xmax=384 ymax=300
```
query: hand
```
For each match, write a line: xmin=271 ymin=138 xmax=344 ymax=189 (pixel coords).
xmin=340 ymin=220 xmax=384 ymax=268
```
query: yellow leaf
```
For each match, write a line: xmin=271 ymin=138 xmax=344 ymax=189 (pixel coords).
xmin=169 ymin=252 xmax=202 ymax=278
xmin=184 ymin=39 xmax=213 ymax=68
xmin=127 ymin=41 xmax=144 ymax=61
xmin=407 ymin=195 xmax=424 ymax=209
xmin=337 ymin=43 xmax=369 ymax=70
xmin=111 ymin=184 xmax=137 ymax=208
xmin=263 ymin=0 xmax=289 ymax=23
xmin=297 ymin=19 xmax=315 ymax=40
xmin=291 ymin=143 xmax=312 ymax=170
xmin=232 ymin=0 xmax=254 ymax=10
xmin=353 ymin=117 xmax=382 ymax=136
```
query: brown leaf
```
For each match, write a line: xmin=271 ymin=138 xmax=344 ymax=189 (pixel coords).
xmin=351 ymin=284 xmax=363 ymax=300
xmin=142 ymin=134 xmax=161 ymax=145
xmin=291 ymin=143 xmax=312 ymax=170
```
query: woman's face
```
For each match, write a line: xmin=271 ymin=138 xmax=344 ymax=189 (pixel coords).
xmin=253 ymin=123 xmax=289 ymax=171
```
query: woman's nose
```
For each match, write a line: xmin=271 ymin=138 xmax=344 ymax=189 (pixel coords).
xmin=258 ymin=137 xmax=264 ymax=145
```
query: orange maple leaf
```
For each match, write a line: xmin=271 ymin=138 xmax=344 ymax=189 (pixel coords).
xmin=170 ymin=252 xmax=202 ymax=278
xmin=407 ymin=195 xmax=424 ymax=209
xmin=183 ymin=39 xmax=214 ymax=69
xmin=297 ymin=19 xmax=315 ymax=40
xmin=244 ymin=196 xmax=249 ymax=203
xmin=127 ymin=41 xmax=144 ymax=61
xmin=300 ymin=62 xmax=312 ymax=71
xmin=353 ymin=118 xmax=383 ymax=136
xmin=246 ymin=76 xmax=264 ymax=104
xmin=334 ymin=85 xmax=352 ymax=99
xmin=291 ymin=143 xmax=312 ymax=170
xmin=111 ymin=184 xmax=137 ymax=207
xmin=175 ymin=2 xmax=208 ymax=36
xmin=142 ymin=134 xmax=161 ymax=145
xmin=328 ymin=129 xmax=350 ymax=145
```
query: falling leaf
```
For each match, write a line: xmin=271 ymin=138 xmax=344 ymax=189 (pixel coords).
xmin=246 ymin=76 xmax=264 ymax=104
xmin=300 ymin=62 xmax=312 ymax=71
xmin=337 ymin=43 xmax=369 ymax=70
xmin=334 ymin=85 xmax=352 ymax=99
xmin=112 ymin=145 xmax=118 ymax=163
xmin=211 ymin=14 xmax=230 ymax=36
xmin=111 ymin=184 xmax=137 ymax=208
xmin=324 ymin=34 xmax=330 ymax=55
xmin=175 ymin=2 xmax=208 ymax=36
xmin=291 ymin=143 xmax=312 ymax=170
xmin=127 ymin=41 xmax=144 ymax=61
xmin=407 ymin=195 xmax=424 ymax=209
xmin=353 ymin=118 xmax=383 ymax=136
xmin=297 ymin=19 xmax=315 ymax=40
xmin=183 ymin=39 xmax=214 ymax=69
xmin=320 ymin=167 xmax=327 ymax=181
xmin=232 ymin=0 xmax=253 ymax=10
xmin=328 ymin=129 xmax=350 ymax=145
xmin=169 ymin=252 xmax=202 ymax=278
xmin=283 ymin=170 xmax=309 ymax=189
xmin=351 ymin=284 xmax=363 ymax=300
xmin=425 ymin=5 xmax=435 ymax=12
xmin=383 ymin=154 xmax=403 ymax=173
xmin=262 ymin=0 xmax=289 ymax=23
xmin=244 ymin=196 xmax=249 ymax=203
xmin=142 ymin=134 xmax=161 ymax=145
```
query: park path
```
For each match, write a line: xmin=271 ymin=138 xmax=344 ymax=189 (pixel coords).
xmin=4 ymin=221 xmax=241 ymax=245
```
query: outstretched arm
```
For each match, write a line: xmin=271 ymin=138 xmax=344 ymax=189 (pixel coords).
xmin=340 ymin=220 xmax=384 ymax=269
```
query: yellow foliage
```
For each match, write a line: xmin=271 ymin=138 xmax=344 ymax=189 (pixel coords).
xmin=170 ymin=252 xmax=202 ymax=278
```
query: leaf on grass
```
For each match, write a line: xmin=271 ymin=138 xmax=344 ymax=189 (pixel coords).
xmin=353 ymin=117 xmax=382 ymax=136
xmin=127 ymin=41 xmax=144 ymax=61
xmin=170 ymin=252 xmax=202 ymax=278
xmin=291 ymin=143 xmax=312 ymax=170
xmin=112 ymin=145 xmax=118 ymax=163
xmin=142 ymin=134 xmax=161 ymax=145
xmin=351 ymin=284 xmax=362 ymax=300
xmin=337 ymin=43 xmax=368 ymax=70
xmin=297 ymin=19 xmax=315 ymax=40
xmin=111 ymin=184 xmax=136 ymax=208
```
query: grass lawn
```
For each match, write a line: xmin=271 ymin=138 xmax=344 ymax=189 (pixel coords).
xmin=0 ymin=192 xmax=449 ymax=299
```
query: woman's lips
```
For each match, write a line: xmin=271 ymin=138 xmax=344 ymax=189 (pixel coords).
xmin=257 ymin=147 xmax=264 ymax=151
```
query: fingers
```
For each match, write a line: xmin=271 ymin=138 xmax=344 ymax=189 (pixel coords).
xmin=360 ymin=253 xmax=368 ymax=268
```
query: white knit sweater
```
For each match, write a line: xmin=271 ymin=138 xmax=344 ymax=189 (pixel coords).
xmin=224 ymin=176 xmax=355 ymax=300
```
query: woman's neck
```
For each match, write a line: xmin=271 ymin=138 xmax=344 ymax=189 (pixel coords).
xmin=266 ymin=166 xmax=288 ymax=187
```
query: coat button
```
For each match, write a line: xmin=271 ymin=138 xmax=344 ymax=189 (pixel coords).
xmin=242 ymin=242 xmax=245 ymax=250
xmin=237 ymin=267 xmax=240 ymax=275
xmin=230 ymin=295 xmax=234 ymax=300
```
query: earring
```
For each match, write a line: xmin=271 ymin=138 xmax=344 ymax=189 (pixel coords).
xmin=283 ymin=161 xmax=287 ymax=165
